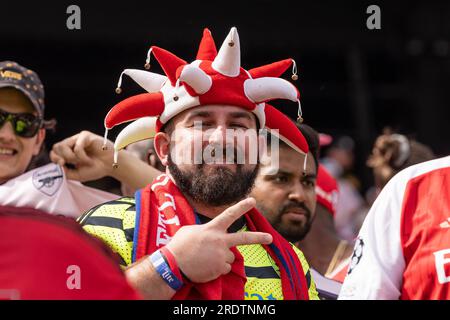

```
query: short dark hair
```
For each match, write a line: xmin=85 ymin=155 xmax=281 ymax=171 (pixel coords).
xmin=265 ymin=121 xmax=320 ymax=172
xmin=296 ymin=123 xmax=320 ymax=171
xmin=160 ymin=120 xmax=175 ymax=136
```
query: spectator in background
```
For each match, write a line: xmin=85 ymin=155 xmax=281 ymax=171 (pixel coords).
xmin=252 ymin=123 xmax=319 ymax=246
xmin=321 ymin=135 xmax=367 ymax=242
xmin=0 ymin=61 xmax=48 ymax=183
xmin=252 ymin=122 xmax=342 ymax=299
xmin=0 ymin=61 xmax=117 ymax=218
xmin=366 ymin=128 xmax=435 ymax=204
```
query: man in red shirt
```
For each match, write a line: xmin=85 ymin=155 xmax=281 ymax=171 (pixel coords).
xmin=339 ymin=156 xmax=450 ymax=300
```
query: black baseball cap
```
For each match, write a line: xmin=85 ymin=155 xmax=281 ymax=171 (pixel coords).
xmin=0 ymin=61 xmax=45 ymax=118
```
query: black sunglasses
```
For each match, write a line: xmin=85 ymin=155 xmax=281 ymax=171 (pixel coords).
xmin=0 ymin=109 xmax=43 ymax=138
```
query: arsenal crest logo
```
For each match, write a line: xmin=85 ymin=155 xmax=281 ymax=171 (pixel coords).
xmin=32 ymin=164 xmax=64 ymax=196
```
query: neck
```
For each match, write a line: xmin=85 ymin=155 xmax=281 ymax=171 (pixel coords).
xmin=188 ymin=199 xmax=233 ymax=219
xmin=297 ymin=212 xmax=342 ymax=274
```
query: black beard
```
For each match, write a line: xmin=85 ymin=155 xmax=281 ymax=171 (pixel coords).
xmin=257 ymin=201 xmax=313 ymax=242
xmin=167 ymin=153 xmax=259 ymax=207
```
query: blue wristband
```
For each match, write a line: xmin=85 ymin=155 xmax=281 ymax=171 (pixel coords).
xmin=150 ymin=250 xmax=184 ymax=291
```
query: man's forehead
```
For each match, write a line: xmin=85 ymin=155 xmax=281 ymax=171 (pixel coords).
xmin=0 ymin=87 xmax=27 ymax=100
xmin=260 ymin=148 xmax=316 ymax=176
xmin=182 ymin=104 xmax=255 ymax=120
xmin=0 ymin=87 xmax=35 ymax=113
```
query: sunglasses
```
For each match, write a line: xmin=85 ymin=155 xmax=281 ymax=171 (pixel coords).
xmin=0 ymin=109 xmax=43 ymax=138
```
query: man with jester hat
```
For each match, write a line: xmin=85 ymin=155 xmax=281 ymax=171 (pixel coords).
xmin=75 ymin=27 xmax=319 ymax=300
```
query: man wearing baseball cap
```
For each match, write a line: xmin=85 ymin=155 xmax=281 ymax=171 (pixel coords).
xmin=0 ymin=61 xmax=117 ymax=217
xmin=0 ymin=61 xmax=141 ymax=299
xmin=0 ymin=61 xmax=48 ymax=184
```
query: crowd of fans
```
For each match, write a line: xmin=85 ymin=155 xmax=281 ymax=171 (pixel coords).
xmin=1 ymin=27 xmax=448 ymax=300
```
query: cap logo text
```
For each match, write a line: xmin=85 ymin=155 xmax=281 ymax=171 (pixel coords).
xmin=0 ymin=70 xmax=22 ymax=81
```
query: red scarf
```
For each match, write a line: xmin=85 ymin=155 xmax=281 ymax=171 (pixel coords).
xmin=132 ymin=174 xmax=309 ymax=300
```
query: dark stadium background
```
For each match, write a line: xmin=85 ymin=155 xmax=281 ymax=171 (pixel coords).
xmin=1 ymin=0 xmax=449 ymax=193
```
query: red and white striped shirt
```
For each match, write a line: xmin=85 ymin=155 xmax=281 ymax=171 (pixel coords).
xmin=339 ymin=156 xmax=450 ymax=299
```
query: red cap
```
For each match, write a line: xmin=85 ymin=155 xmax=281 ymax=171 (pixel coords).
xmin=319 ymin=133 xmax=333 ymax=147
xmin=315 ymin=165 xmax=339 ymax=216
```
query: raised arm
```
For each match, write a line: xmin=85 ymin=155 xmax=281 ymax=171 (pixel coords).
xmin=50 ymin=130 xmax=161 ymax=189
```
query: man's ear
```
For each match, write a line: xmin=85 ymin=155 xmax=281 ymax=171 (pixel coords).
xmin=154 ymin=131 xmax=171 ymax=166
xmin=32 ymin=128 xmax=46 ymax=156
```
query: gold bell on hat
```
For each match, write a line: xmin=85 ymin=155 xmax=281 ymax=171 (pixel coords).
xmin=228 ymin=30 xmax=235 ymax=47
xmin=296 ymin=99 xmax=303 ymax=123
xmin=291 ymin=59 xmax=298 ymax=81
xmin=144 ymin=47 xmax=153 ymax=70
xmin=173 ymin=79 xmax=181 ymax=101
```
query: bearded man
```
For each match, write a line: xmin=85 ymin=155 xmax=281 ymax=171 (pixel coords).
xmin=77 ymin=27 xmax=318 ymax=300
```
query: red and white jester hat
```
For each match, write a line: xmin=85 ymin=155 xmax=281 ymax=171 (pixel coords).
xmin=104 ymin=27 xmax=308 ymax=165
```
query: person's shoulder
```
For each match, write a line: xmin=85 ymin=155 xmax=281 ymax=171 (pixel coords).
xmin=0 ymin=205 xmax=139 ymax=299
xmin=290 ymin=245 xmax=312 ymax=277
xmin=77 ymin=197 xmax=137 ymax=267
xmin=391 ymin=155 xmax=450 ymax=186
xmin=291 ymin=243 xmax=305 ymax=258
xmin=0 ymin=205 xmax=123 ymax=269
xmin=291 ymin=244 xmax=310 ymax=270
xmin=291 ymin=244 xmax=319 ymax=300
xmin=373 ymin=155 xmax=450 ymax=208
xmin=78 ymin=197 xmax=136 ymax=226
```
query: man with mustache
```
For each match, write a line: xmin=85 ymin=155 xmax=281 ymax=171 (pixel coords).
xmin=54 ymin=121 xmax=343 ymax=299
xmin=250 ymin=123 xmax=321 ymax=293
xmin=70 ymin=28 xmax=318 ymax=300
xmin=252 ymin=123 xmax=319 ymax=245
xmin=251 ymin=123 xmax=352 ymax=299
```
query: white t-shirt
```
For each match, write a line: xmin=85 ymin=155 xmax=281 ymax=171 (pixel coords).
xmin=0 ymin=163 xmax=118 ymax=218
